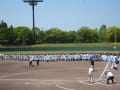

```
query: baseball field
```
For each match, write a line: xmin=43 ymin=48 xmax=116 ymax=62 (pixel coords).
xmin=0 ymin=60 xmax=120 ymax=90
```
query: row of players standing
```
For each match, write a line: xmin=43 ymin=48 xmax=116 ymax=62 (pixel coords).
xmin=1 ymin=53 xmax=120 ymax=62
xmin=28 ymin=53 xmax=120 ymax=66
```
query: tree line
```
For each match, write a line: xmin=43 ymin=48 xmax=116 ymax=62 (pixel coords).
xmin=0 ymin=20 xmax=120 ymax=45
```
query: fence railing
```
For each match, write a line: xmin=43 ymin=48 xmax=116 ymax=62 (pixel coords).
xmin=0 ymin=46 xmax=120 ymax=51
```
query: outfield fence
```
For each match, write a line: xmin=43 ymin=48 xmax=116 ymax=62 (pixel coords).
xmin=0 ymin=46 xmax=120 ymax=51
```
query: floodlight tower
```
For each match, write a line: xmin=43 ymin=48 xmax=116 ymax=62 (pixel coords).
xmin=114 ymin=30 xmax=117 ymax=54
xmin=23 ymin=0 xmax=43 ymax=43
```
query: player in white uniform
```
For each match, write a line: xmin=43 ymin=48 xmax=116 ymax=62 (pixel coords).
xmin=88 ymin=65 xmax=94 ymax=83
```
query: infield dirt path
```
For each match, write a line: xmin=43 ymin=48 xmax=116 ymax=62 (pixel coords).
xmin=0 ymin=60 xmax=120 ymax=90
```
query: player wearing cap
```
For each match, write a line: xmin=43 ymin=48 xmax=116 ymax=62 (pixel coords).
xmin=105 ymin=69 xmax=115 ymax=84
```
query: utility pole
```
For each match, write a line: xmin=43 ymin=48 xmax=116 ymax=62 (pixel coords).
xmin=23 ymin=0 xmax=43 ymax=43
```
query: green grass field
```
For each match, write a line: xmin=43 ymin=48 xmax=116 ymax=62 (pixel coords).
xmin=0 ymin=43 xmax=120 ymax=47
xmin=0 ymin=43 xmax=120 ymax=54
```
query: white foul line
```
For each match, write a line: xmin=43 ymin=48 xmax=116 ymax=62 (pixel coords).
xmin=56 ymin=84 xmax=75 ymax=90
xmin=98 ymin=62 xmax=109 ymax=81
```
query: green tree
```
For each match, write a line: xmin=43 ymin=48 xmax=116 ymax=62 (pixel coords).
xmin=13 ymin=26 xmax=33 ymax=45
xmin=0 ymin=21 xmax=8 ymax=41
xmin=99 ymin=25 xmax=107 ymax=42
xmin=0 ymin=20 xmax=7 ymax=28
xmin=77 ymin=27 xmax=99 ymax=43
xmin=106 ymin=26 xmax=120 ymax=42
xmin=45 ymin=28 xmax=64 ymax=43
xmin=6 ymin=25 xmax=16 ymax=44
xmin=66 ymin=31 xmax=76 ymax=43
xmin=34 ymin=27 xmax=45 ymax=44
xmin=0 ymin=20 xmax=15 ymax=44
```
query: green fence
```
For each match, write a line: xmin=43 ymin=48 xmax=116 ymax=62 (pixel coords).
xmin=0 ymin=46 xmax=120 ymax=51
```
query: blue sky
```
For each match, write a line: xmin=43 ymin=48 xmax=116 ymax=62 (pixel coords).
xmin=0 ymin=0 xmax=120 ymax=31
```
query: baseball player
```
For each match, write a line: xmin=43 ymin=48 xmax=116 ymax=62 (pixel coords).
xmin=111 ymin=63 xmax=118 ymax=70
xmin=88 ymin=65 xmax=94 ymax=83
xmin=29 ymin=56 xmax=34 ymax=67
xmin=105 ymin=69 xmax=115 ymax=84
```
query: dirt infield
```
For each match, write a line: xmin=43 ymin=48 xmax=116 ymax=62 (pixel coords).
xmin=0 ymin=60 xmax=120 ymax=90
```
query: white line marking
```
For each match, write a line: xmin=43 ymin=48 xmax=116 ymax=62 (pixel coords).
xmin=97 ymin=82 xmax=111 ymax=86
xmin=56 ymin=84 xmax=75 ymax=90
xmin=79 ymin=79 xmax=120 ymax=87
xmin=75 ymin=78 xmax=81 ymax=80
xmin=116 ymin=75 xmax=120 ymax=77
xmin=98 ymin=62 xmax=109 ymax=80
xmin=79 ymin=80 xmax=112 ymax=86
xmin=25 ymin=83 xmax=33 ymax=85
xmin=79 ymin=81 xmax=94 ymax=85
xmin=116 ymin=84 xmax=120 ymax=85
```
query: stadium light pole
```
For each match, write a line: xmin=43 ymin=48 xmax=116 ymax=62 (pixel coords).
xmin=23 ymin=0 xmax=43 ymax=43
xmin=114 ymin=30 xmax=117 ymax=54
